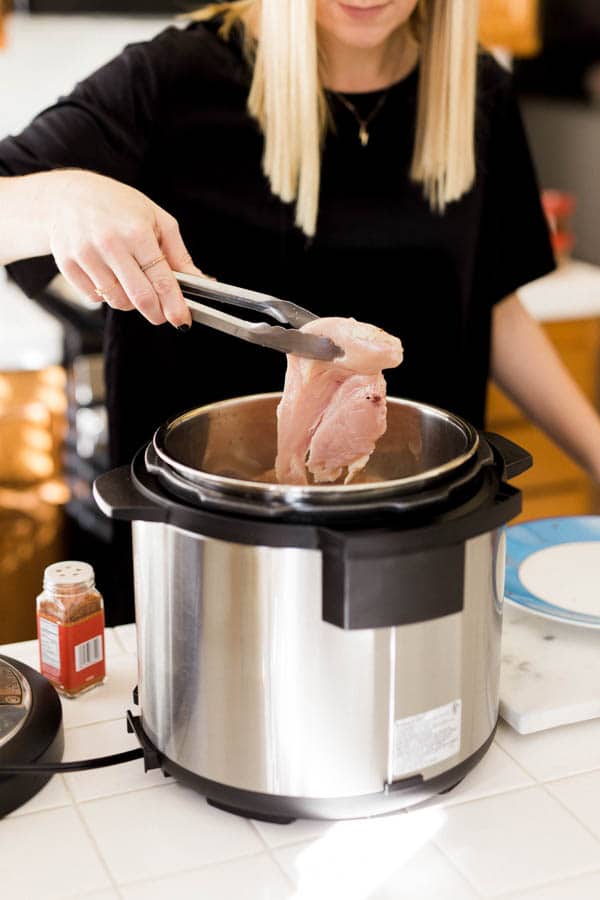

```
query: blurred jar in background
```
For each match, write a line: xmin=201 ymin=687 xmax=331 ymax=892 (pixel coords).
xmin=541 ymin=189 xmax=577 ymax=263
xmin=0 ymin=368 xmax=67 ymax=482
xmin=0 ymin=0 xmax=9 ymax=50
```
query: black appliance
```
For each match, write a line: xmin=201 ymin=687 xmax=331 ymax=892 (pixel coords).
xmin=0 ymin=656 xmax=64 ymax=817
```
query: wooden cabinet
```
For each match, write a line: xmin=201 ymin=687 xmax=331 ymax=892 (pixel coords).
xmin=487 ymin=318 xmax=600 ymax=523
xmin=0 ymin=367 xmax=67 ymax=643
xmin=479 ymin=0 xmax=541 ymax=57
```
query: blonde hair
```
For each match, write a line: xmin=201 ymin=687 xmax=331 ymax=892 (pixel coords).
xmin=191 ymin=0 xmax=479 ymax=236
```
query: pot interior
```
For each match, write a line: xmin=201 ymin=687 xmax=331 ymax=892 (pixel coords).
xmin=155 ymin=393 xmax=478 ymax=495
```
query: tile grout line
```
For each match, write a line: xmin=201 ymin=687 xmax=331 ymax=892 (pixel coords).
xmin=246 ymin=820 xmax=298 ymax=890
xmin=75 ymin=778 xmax=176 ymax=807
xmin=7 ymin=766 xmax=175 ymax=821
xmin=63 ymin=715 xmax=138 ymax=733
xmin=109 ymin=848 xmax=276 ymax=892
xmin=495 ymin=732 xmax=600 ymax=786
xmin=431 ymin=785 xmax=530 ymax=811
xmin=250 ymin=834 xmax=325 ymax=855
xmin=430 ymin=782 xmax=600 ymax=900
xmin=492 ymin=864 xmax=600 ymax=899
xmin=541 ymin=763 xmax=600 ymax=786
xmin=429 ymin=830 xmax=486 ymax=899
xmin=7 ymin=803 xmax=70 ymax=821
xmin=539 ymin=780 xmax=600 ymax=847
xmin=491 ymin=736 xmax=543 ymax=784
xmin=256 ymin=827 xmax=487 ymax=898
xmin=53 ymin=640 xmax=295 ymax=893
xmin=431 ymin=779 xmax=541 ymax=812
xmin=428 ymin=782 xmax=579 ymax=897
xmin=61 ymin=771 xmax=123 ymax=897
xmin=68 ymin=769 xmax=294 ymax=888
xmin=267 ymin=851 xmax=298 ymax=891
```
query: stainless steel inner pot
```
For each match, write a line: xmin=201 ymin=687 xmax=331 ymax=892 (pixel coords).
xmin=153 ymin=393 xmax=480 ymax=506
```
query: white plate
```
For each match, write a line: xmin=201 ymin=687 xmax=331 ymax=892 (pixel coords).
xmin=505 ymin=516 xmax=600 ymax=628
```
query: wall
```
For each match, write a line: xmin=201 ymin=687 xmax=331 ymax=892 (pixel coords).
xmin=0 ymin=12 xmax=172 ymax=135
xmin=521 ymin=98 xmax=600 ymax=266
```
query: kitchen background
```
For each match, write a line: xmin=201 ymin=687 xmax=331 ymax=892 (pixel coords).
xmin=1 ymin=0 xmax=600 ymax=644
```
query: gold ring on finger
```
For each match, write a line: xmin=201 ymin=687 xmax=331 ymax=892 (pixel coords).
xmin=140 ymin=254 xmax=167 ymax=273
xmin=94 ymin=280 xmax=119 ymax=303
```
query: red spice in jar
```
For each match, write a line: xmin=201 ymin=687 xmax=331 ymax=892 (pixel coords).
xmin=37 ymin=561 xmax=106 ymax=697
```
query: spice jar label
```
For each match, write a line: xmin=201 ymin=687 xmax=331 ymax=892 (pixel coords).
xmin=39 ymin=616 xmax=61 ymax=674
xmin=37 ymin=610 xmax=105 ymax=694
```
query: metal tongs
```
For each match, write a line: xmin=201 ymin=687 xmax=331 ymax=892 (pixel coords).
xmin=175 ymin=272 xmax=343 ymax=361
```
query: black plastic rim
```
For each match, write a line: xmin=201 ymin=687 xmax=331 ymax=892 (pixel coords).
xmin=0 ymin=657 xmax=64 ymax=818
xmin=131 ymin=712 xmax=498 ymax=822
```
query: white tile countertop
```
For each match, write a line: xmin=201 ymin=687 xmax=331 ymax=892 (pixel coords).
xmin=2 ymin=627 xmax=600 ymax=900
xmin=518 ymin=260 xmax=600 ymax=322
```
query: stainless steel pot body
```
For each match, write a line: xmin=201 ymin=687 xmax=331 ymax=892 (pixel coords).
xmin=133 ymin=521 xmax=505 ymax=800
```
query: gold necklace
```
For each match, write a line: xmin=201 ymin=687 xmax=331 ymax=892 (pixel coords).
xmin=333 ymin=90 xmax=390 ymax=147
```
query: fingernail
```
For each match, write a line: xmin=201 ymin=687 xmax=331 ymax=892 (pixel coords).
xmin=177 ymin=324 xmax=191 ymax=333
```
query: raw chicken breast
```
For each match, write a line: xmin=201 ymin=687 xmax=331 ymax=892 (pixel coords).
xmin=275 ymin=317 xmax=403 ymax=485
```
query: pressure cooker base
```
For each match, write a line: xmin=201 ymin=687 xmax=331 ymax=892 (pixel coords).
xmin=138 ymin=721 xmax=497 ymax=822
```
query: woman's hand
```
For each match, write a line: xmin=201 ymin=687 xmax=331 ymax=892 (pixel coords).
xmin=45 ymin=169 xmax=203 ymax=328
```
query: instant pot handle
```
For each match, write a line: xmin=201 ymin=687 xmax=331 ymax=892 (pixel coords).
xmin=317 ymin=474 xmax=523 ymax=630
xmin=318 ymin=528 xmax=465 ymax=630
xmin=93 ymin=466 xmax=167 ymax=523
xmin=483 ymin=432 xmax=532 ymax=481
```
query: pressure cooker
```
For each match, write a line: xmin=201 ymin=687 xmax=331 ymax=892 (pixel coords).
xmin=93 ymin=393 xmax=531 ymax=822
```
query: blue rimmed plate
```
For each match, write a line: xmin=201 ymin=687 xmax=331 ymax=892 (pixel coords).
xmin=505 ymin=516 xmax=600 ymax=628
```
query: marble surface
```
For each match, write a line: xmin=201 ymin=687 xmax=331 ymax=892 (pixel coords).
xmin=2 ymin=626 xmax=600 ymax=899
xmin=500 ymin=605 xmax=600 ymax=734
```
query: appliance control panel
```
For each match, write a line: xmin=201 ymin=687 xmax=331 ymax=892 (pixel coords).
xmin=0 ymin=658 xmax=32 ymax=748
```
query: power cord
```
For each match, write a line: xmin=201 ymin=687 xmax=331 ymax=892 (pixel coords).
xmin=0 ymin=748 xmax=144 ymax=775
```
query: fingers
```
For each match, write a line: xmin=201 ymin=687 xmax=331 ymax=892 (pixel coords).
xmin=57 ymin=257 xmax=100 ymax=304
xmin=136 ymin=232 xmax=191 ymax=327
xmin=99 ymin=234 xmax=167 ymax=326
xmin=141 ymin=256 xmax=192 ymax=328
xmin=155 ymin=209 xmax=207 ymax=279
xmin=74 ymin=244 xmax=135 ymax=311
xmin=103 ymin=227 xmax=190 ymax=328
xmin=57 ymin=254 xmax=133 ymax=310
xmin=54 ymin=196 xmax=206 ymax=327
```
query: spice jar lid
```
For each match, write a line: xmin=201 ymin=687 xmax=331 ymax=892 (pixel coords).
xmin=43 ymin=561 xmax=94 ymax=589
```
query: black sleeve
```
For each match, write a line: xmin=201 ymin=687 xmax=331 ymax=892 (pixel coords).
xmin=475 ymin=63 xmax=556 ymax=308
xmin=0 ymin=28 xmax=174 ymax=297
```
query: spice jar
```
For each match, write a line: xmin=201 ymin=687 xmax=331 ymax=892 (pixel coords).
xmin=37 ymin=561 xmax=106 ymax=698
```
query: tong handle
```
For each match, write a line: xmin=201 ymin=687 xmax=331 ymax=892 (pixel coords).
xmin=184 ymin=297 xmax=284 ymax=345
xmin=174 ymin=272 xmax=317 ymax=328
xmin=183 ymin=297 xmax=342 ymax=361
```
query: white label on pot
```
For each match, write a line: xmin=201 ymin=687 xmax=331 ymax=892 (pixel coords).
xmin=393 ymin=699 xmax=462 ymax=777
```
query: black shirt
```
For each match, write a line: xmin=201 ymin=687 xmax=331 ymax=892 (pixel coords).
xmin=0 ymin=21 xmax=555 ymax=467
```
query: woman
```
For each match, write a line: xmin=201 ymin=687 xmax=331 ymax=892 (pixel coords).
xmin=1 ymin=1 xmax=600 ymax=617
